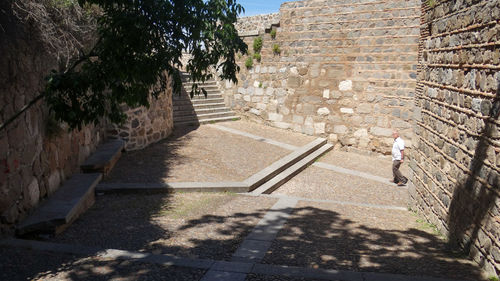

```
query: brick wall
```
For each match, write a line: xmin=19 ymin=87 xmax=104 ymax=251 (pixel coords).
xmin=410 ymin=0 xmax=500 ymax=276
xmin=222 ymin=0 xmax=420 ymax=154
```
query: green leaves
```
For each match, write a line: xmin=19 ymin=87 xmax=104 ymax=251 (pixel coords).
xmin=44 ymin=0 xmax=247 ymax=129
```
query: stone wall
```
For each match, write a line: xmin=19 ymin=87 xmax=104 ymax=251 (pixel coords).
xmin=235 ymin=13 xmax=280 ymax=36
xmin=0 ymin=6 xmax=105 ymax=234
xmin=108 ymin=80 xmax=174 ymax=151
xmin=409 ymin=0 xmax=500 ymax=277
xmin=223 ymin=0 xmax=421 ymax=154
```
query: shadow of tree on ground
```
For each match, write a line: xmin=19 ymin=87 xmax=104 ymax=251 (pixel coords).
xmin=1 ymin=193 xmax=487 ymax=280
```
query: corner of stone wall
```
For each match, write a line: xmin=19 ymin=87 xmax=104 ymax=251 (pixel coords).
xmin=107 ymin=75 xmax=174 ymax=151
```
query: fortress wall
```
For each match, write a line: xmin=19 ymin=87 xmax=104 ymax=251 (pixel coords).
xmin=410 ymin=0 xmax=500 ymax=276
xmin=222 ymin=0 xmax=420 ymax=154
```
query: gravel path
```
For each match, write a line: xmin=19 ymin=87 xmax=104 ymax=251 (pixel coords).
xmin=261 ymin=201 xmax=484 ymax=281
xmin=51 ymin=193 xmax=277 ymax=261
xmin=318 ymin=150 xmax=410 ymax=179
xmin=274 ymin=166 xmax=408 ymax=207
xmin=217 ymin=120 xmax=317 ymax=147
xmin=106 ymin=125 xmax=290 ymax=183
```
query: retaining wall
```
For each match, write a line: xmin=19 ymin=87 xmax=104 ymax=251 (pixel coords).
xmin=410 ymin=0 xmax=500 ymax=276
xmin=222 ymin=0 xmax=421 ymax=154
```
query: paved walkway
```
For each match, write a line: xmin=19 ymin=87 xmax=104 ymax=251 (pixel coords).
xmin=1 ymin=120 xmax=486 ymax=281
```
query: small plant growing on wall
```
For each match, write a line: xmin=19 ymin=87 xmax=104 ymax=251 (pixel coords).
xmin=426 ymin=0 xmax=437 ymax=7
xmin=245 ymin=56 xmax=253 ymax=69
xmin=270 ymin=29 xmax=277 ymax=39
xmin=253 ymin=53 xmax=261 ymax=62
xmin=253 ymin=37 xmax=263 ymax=53
xmin=272 ymin=44 xmax=281 ymax=55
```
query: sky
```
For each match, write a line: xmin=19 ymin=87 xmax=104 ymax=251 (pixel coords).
xmin=237 ymin=0 xmax=289 ymax=17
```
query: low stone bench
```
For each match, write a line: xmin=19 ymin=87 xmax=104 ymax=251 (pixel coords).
xmin=81 ymin=139 xmax=125 ymax=176
xmin=17 ymin=173 xmax=102 ymax=236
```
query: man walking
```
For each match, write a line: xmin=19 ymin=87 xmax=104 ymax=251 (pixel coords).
xmin=392 ymin=131 xmax=407 ymax=186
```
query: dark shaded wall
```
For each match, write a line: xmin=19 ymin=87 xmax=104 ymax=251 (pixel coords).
xmin=0 ymin=3 xmax=106 ymax=234
xmin=410 ymin=0 xmax=500 ymax=276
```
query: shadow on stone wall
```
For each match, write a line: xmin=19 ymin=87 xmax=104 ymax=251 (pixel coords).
xmin=447 ymin=82 xmax=500 ymax=265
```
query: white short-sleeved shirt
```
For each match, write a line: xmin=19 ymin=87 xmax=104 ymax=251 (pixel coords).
xmin=392 ymin=137 xmax=405 ymax=161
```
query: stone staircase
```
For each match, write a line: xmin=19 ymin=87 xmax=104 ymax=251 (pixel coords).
xmin=173 ymin=73 xmax=239 ymax=126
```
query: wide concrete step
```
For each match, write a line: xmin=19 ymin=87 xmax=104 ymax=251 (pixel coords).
xmin=175 ymin=115 xmax=240 ymax=127
xmin=173 ymin=98 xmax=225 ymax=106
xmin=16 ymin=173 xmax=102 ymax=236
xmin=174 ymin=107 xmax=232 ymax=117
xmin=244 ymin=138 xmax=328 ymax=191
xmin=173 ymin=94 xmax=223 ymax=101
xmin=81 ymin=139 xmax=125 ymax=175
xmin=251 ymin=143 xmax=333 ymax=195
xmin=174 ymin=111 xmax=235 ymax=122
xmin=191 ymin=98 xmax=225 ymax=105
xmin=183 ymin=85 xmax=219 ymax=91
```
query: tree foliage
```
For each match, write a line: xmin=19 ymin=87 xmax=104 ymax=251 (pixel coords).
xmin=43 ymin=0 xmax=247 ymax=129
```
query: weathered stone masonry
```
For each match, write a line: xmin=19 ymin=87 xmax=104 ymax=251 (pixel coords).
xmin=223 ymin=0 xmax=420 ymax=154
xmin=410 ymin=0 xmax=500 ymax=276
xmin=0 ymin=6 xmax=173 ymax=234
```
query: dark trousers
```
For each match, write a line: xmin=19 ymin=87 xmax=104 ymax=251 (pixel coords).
xmin=392 ymin=160 xmax=407 ymax=183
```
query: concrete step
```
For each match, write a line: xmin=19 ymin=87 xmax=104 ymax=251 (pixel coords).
xmin=16 ymin=173 xmax=102 ymax=236
xmin=244 ymin=138 xmax=328 ymax=191
xmin=174 ymin=111 xmax=236 ymax=122
xmin=175 ymin=115 xmax=240 ymax=127
xmin=81 ymin=139 xmax=125 ymax=175
xmin=173 ymin=94 xmax=223 ymax=101
xmin=251 ymin=143 xmax=333 ymax=195
xmin=174 ymin=107 xmax=232 ymax=117
xmin=172 ymin=102 xmax=227 ymax=111
xmin=191 ymin=98 xmax=225 ymax=105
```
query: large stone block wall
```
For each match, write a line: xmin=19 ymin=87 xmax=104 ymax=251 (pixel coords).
xmin=410 ymin=0 xmax=500 ymax=276
xmin=108 ymin=80 xmax=174 ymax=151
xmin=0 ymin=7 xmax=105 ymax=234
xmin=222 ymin=0 xmax=420 ymax=154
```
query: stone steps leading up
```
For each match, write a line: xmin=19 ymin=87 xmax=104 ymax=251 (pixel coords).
xmin=174 ymin=111 xmax=238 ymax=122
xmin=173 ymin=72 xmax=239 ymax=127
xmin=245 ymin=138 xmax=328 ymax=191
xmin=251 ymin=143 xmax=333 ymax=195
xmin=174 ymin=107 xmax=232 ymax=117
xmin=174 ymin=115 xmax=241 ymax=127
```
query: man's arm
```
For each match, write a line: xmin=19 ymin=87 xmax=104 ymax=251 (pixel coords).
xmin=400 ymin=149 xmax=404 ymax=162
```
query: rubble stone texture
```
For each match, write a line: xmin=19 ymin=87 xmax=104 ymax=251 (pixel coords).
xmin=0 ymin=8 xmax=173 ymax=233
xmin=410 ymin=0 xmax=500 ymax=277
xmin=223 ymin=0 xmax=420 ymax=154
xmin=107 ymin=80 xmax=173 ymax=151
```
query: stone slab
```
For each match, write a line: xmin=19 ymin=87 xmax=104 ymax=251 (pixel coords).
xmin=201 ymin=270 xmax=247 ymax=281
xmin=251 ymin=144 xmax=333 ymax=195
xmin=211 ymin=261 xmax=254 ymax=273
xmin=244 ymin=138 xmax=327 ymax=190
xmin=96 ymin=182 xmax=249 ymax=193
xmin=232 ymin=239 xmax=272 ymax=261
xmin=17 ymin=173 xmax=102 ymax=236
xmin=245 ymin=198 xmax=298 ymax=241
xmin=81 ymin=139 xmax=125 ymax=175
